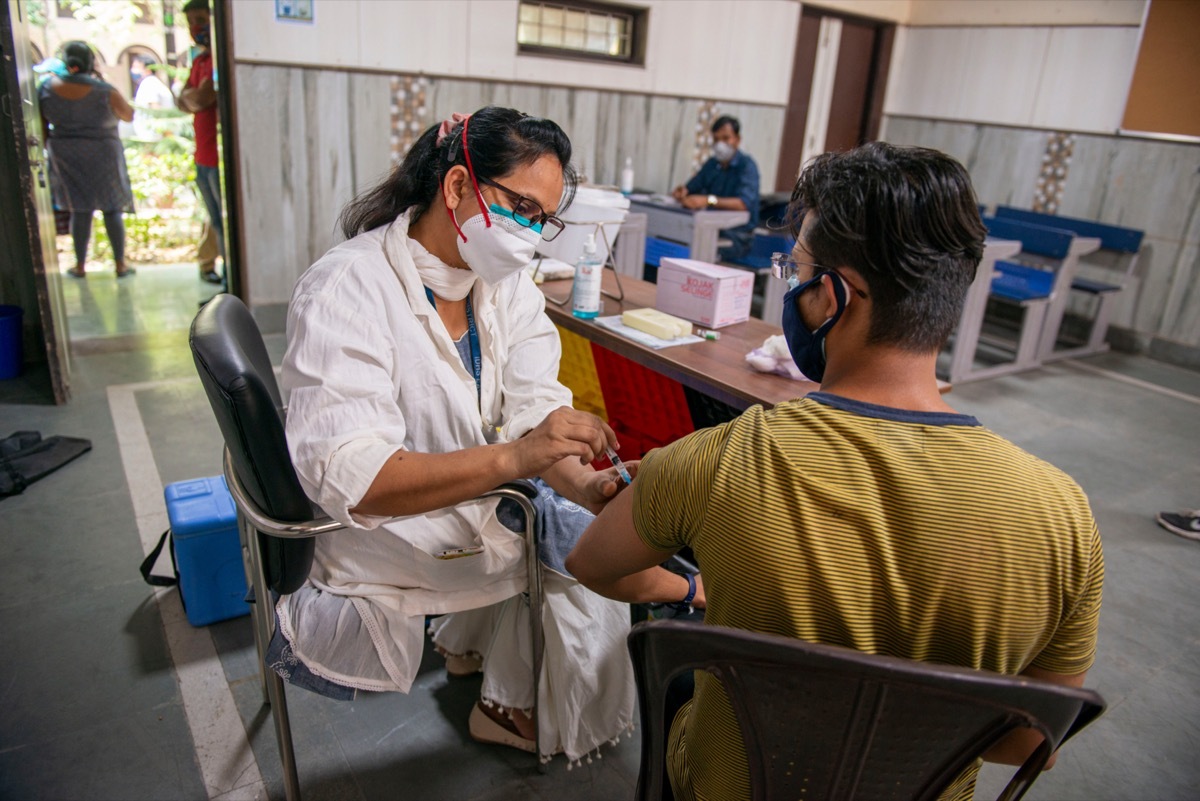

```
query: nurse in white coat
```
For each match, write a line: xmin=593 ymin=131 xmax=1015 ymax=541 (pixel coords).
xmin=277 ymin=107 xmax=694 ymax=765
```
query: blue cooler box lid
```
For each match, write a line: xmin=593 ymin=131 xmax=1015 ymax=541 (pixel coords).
xmin=165 ymin=475 xmax=238 ymax=538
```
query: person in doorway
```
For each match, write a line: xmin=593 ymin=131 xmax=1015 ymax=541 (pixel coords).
xmin=569 ymin=142 xmax=1104 ymax=801
xmin=175 ymin=0 xmax=224 ymax=286
xmin=39 ymin=41 xmax=136 ymax=279
xmin=671 ymin=115 xmax=760 ymax=261
xmin=130 ymin=57 xmax=175 ymax=140
xmin=277 ymin=106 xmax=684 ymax=764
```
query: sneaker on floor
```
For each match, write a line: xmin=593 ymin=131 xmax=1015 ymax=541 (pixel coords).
xmin=1156 ymin=510 xmax=1200 ymax=542
xmin=201 ymin=271 xmax=224 ymax=285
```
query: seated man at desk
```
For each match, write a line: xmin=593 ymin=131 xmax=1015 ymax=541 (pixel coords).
xmin=671 ymin=115 xmax=760 ymax=260
xmin=569 ymin=142 xmax=1103 ymax=801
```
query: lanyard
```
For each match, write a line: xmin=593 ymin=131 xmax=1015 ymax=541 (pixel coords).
xmin=424 ymin=287 xmax=481 ymax=406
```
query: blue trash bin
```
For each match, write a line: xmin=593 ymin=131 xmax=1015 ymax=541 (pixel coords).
xmin=0 ymin=305 xmax=23 ymax=380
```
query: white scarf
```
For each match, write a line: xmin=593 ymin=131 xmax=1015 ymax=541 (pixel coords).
xmin=408 ymin=235 xmax=476 ymax=301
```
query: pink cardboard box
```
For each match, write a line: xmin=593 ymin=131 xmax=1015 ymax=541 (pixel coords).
xmin=654 ymin=257 xmax=754 ymax=328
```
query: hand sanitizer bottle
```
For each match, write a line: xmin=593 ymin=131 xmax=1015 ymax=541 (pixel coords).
xmin=573 ymin=233 xmax=602 ymax=319
xmin=619 ymin=157 xmax=635 ymax=195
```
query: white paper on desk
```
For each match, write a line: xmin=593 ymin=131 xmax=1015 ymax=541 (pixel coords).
xmin=594 ymin=316 xmax=704 ymax=349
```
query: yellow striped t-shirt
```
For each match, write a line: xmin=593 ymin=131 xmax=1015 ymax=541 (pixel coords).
xmin=632 ymin=392 xmax=1103 ymax=801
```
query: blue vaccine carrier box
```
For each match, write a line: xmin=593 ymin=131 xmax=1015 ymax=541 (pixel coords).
xmin=164 ymin=475 xmax=250 ymax=626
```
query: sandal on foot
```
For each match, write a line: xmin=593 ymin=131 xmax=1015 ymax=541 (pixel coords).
xmin=116 ymin=267 xmax=136 ymax=278
xmin=468 ymin=703 xmax=535 ymax=753
xmin=67 ymin=267 xmax=86 ymax=278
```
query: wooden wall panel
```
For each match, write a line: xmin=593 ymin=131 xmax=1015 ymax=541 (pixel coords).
xmin=235 ymin=63 xmax=783 ymax=308
xmin=884 ymin=115 xmax=1200 ymax=349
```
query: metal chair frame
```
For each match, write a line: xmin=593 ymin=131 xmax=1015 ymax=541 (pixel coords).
xmin=192 ymin=294 xmax=545 ymax=801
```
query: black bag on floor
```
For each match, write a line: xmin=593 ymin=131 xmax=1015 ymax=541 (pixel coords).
xmin=0 ymin=431 xmax=92 ymax=497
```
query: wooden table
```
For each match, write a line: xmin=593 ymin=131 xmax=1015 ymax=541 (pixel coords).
xmin=542 ymin=271 xmax=950 ymax=410
xmin=542 ymin=271 xmax=820 ymax=411
xmin=628 ymin=197 xmax=751 ymax=265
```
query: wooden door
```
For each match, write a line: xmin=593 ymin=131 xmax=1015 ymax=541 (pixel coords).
xmin=0 ymin=0 xmax=71 ymax=402
xmin=775 ymin=8 xmax=895 ymax=191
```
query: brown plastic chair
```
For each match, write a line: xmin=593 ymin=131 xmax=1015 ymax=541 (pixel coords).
xmin=190 ymin=294 xmax=542 ymax=801
xmin=628 ymin=619 xmax=1105 ymax=801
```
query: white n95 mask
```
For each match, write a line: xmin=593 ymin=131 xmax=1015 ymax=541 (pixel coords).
xmin=453 ymin=204 xmax=541 ymax=286
xmin=713 ymin=141 xmax=735 ymax=163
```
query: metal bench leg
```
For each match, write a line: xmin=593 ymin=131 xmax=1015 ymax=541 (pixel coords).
xmin=1085 ymin=292 xmax=1117 ymax=354
xmin=1015 ymin=302 xmax=1049 ymax=369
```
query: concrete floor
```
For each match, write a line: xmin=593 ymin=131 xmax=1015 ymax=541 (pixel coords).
xmin=1 ymin=264 xmax=1198 ymax=800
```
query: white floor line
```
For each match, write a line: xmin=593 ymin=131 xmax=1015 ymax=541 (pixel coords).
xmin=1061 ymin=360 xmax=1200 ymax=406
xmin=108 ymin=380 xmax=267 ymax=801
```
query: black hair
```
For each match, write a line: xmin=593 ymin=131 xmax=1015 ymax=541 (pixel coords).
xmin=339 ymin=106 xmax=577 ymax=239
xmin=787 ymin=142 xmax=986 ymax=352
xmin=711 ymin=115 xmax=740 ymax=136
xmin=181 ymin=0 xmax=210 ymax=13
xmin=62 ymin=41 xmax=94 ymax=74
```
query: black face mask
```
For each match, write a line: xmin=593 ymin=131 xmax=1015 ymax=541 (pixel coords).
xmin=780 ymin=271 xmax=848 ymax=383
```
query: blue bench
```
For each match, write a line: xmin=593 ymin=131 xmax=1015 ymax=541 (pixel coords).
xmin=994 ymin=206 xmax=1143 ymax=360
xmin=982 ymin=216 xmax=1100 ymax=367
xmin=722 ymin=231 xmax=795 ymax=321
xmin=943 ymin=217 xmax=1096 ymax=384
xmin=991 ymin=261 xmax=1055 ymax=302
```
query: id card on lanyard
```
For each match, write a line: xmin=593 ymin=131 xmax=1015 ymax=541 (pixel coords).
xmin=424 ymin=287 xmax=482 ymax=407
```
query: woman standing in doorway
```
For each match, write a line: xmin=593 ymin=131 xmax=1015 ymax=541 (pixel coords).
xmin=39 ymin=40 xmax=135 ymax=279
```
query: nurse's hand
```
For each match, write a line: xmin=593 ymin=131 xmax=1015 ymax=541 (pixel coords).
xmin=510 ymin=407 xmax=615 ymax=479
xmin=577 ymin=460 xmax=639 ymax=515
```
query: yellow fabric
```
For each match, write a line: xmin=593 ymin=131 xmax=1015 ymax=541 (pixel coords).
xmin=632 ymin=394 xmax=1104 ymax=801
xmin=554 ymin=325 xmax=607 ymax=420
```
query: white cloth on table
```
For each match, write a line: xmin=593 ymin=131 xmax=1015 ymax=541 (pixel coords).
xmin=277 ymin=212 xmax=635 ymax=761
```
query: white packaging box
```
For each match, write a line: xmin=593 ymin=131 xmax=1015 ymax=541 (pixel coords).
xmin=654 ymin=257 xmax=754 ymax=328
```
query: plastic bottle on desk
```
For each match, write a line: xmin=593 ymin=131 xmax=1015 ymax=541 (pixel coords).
xmin=572 ymin=233 xmax=602 ymax=320
xmin=619 ymin=157 xmax=634 ymax=195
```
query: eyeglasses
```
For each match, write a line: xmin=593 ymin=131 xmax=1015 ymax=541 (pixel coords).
xmin=770 ymin=252 xmax=868 ymax=299
xmin=478 ymin=176 xmax=567 ymax=242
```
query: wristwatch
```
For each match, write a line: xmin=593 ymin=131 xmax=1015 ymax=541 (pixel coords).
xmin=706 ymin=194 xmax=718 ymax=208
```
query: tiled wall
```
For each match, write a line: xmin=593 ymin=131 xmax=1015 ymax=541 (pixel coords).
xmin=235 ymin=63 xmax=784 ymax=311
xmin=883 ymin=115 xmax=1200 ymax=352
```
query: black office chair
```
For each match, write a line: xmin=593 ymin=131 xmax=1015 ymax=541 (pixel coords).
xmin=190 ymin=294 xmax=542 ymax=801
xmin=629 ymin=620 xmax=1106 ymax=801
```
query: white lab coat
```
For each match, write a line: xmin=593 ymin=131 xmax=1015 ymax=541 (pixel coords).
xmin=278 ymin=213 xmax=634 ymax=761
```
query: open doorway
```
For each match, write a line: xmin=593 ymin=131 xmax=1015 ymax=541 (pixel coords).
xmin=17 ymin=0 xmax=235 ymax=357
xmin=775 ymin=6 xmax=895 ymax=190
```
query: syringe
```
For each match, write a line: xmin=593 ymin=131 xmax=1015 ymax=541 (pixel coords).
xmin=604 ymin=445 xmax=633 ymax=485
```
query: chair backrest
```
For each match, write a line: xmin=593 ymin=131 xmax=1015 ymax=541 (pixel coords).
xmin=982 ymin=216 xmax=1076 ymax=260
xmin=190 ymin=293 xmax=315 ymax=594
xmin=629 ymin=620 xmax=1105 ymax=801
xmin=995 ymin=206 xmax=1143 ymax=254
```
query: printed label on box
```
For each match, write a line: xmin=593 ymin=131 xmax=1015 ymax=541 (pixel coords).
xmin=654 ymin=257 xmax=754 ymax=328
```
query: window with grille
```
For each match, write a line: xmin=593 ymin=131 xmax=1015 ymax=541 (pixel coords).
xmin=517 ymin=1 xmax=647 ymax=65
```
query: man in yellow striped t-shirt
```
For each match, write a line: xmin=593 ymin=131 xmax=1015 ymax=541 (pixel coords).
xmin=566 ymin=143 xmax=1103 ymax=801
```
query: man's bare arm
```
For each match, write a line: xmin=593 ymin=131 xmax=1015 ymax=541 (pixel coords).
xmin=982 ymin=665 xmax=1089 ymax=769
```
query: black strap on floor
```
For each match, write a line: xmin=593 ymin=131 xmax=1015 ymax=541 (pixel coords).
xmin=0 ymin=431 xmax=92 ymax=498
xmin=140 ymin=529 xmax=181 ymax=589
